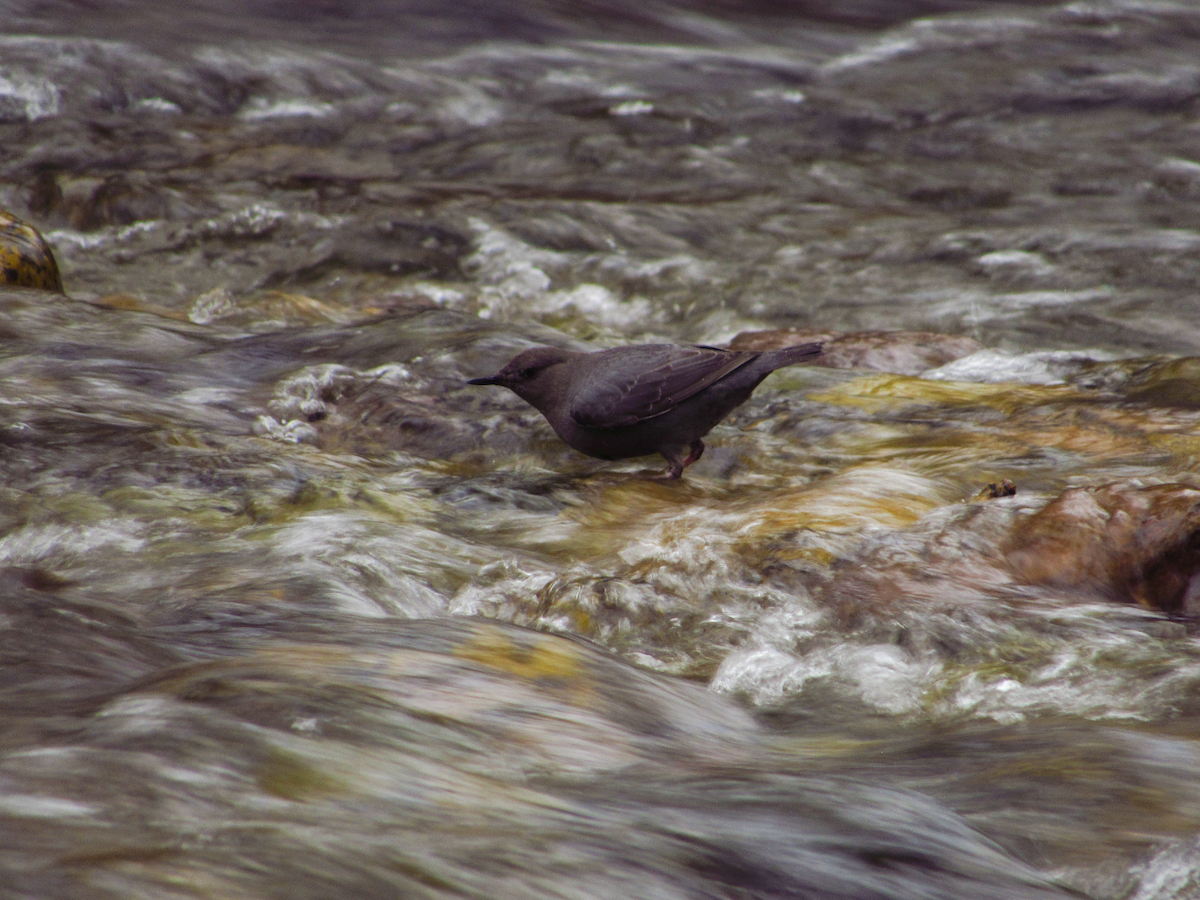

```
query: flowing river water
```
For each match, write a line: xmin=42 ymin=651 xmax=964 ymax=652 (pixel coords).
xmin=4 ymin=1 xmax=1200 ymax=897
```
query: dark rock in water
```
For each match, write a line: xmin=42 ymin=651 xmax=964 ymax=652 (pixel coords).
xmin=1123 ymin=357 xmax=1200 ymax=410
xmin=292 ymin=218 xmax=470 ymax=284
xmin=74 ymin=173 xmax=174 ymax=229
xmin=468 ymin=341 xmax=823 ymax=479
xmin=0 ymin=209 xmax=63 ymax=292
xmin=974 ymin=479 xmax=1017 ymax=500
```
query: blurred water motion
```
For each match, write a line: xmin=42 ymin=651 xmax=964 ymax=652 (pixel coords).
xmin=4 ymin=1 xmax=1200 ymax=897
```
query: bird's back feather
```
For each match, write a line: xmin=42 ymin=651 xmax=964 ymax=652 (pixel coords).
xmin=569 ymin=345 xmax=759 ymax=428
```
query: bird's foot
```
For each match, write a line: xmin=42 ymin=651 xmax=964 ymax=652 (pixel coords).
xmin=649 ymin=440 xmax=704 ymax=481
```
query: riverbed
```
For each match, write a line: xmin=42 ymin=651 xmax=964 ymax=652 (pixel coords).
xmin=3 ymin=2 xmax=1200 ymax=897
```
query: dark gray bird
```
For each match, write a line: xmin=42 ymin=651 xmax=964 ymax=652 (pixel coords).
xmin=468 ymin=341 xmax=823 ymax=479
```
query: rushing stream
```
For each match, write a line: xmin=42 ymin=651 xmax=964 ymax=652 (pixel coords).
xmin=4 ymin=1 xmax=1200 ymax=897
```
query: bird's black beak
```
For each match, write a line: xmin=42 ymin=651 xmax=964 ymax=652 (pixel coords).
xmin=467 ymin=375 xmax=502 ymax=386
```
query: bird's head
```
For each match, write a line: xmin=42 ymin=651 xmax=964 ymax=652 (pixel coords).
xmin=467 ymin=346 xmax=575 ymax=404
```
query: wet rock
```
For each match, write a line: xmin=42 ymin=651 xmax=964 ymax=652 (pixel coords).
xmin=0 ymin=209 xmax=63 ymax=292
xmin=973 ymin=249 xmax=1057 ymax=286
xmin=25 ymin=169 xmax=63 ymax=216
xmin=258 ymin=361 xmax=518 ymax=461
xmin=974 ymin=479 xmax=1017 ymax=500
xmin=1006 ymin=482 xmax=1200 ymax=616
xmin=260 ymin=218 xmax=471 ymax=290
xmin=331 ymin=219 xmax=469 ymax=278
xmin=729 ymin=328 xmax=982 ymax=375
xmin=809 ymin=498 xmax=1023 ymax=628
xmin=27 ymin=170 xmax=218 ymax=231
xmin=1121 ymin=357 xmax=1200 ymax=410
xmin=807 ymin=480 xmax=1200 ymax=622
xmin=72 ymin=172 xmax=175 ymax=229
xmin=904 ymin=181 xmax=1012 ymax=210
xmin=188 ymin=288 xmax=355 ymax=329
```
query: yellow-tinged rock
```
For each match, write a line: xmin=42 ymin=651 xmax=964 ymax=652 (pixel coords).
xmin=810 ymin=373 xmax=1079 ymax=415
xmin=0 ymin=210 xmax=63 ymax=292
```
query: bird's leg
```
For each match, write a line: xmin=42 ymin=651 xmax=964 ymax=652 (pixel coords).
xmin=652 ymin=447 xmax=686 ymax=480
xmin=651 ymin=440 xmax=704 ymax=481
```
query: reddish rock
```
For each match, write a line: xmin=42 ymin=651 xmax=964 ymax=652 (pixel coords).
xmin=806 ymin=481 xmax=1200 ymax=624
xmin=1006 ymin=482 xmax=1200 ymax=616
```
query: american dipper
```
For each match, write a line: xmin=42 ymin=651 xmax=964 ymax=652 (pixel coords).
xmin=468 ymin=341 xmax=823 ymax=479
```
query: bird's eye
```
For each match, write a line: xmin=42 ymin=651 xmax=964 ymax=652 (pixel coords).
xmin=519 ymin=366 xmax=538 ymax=379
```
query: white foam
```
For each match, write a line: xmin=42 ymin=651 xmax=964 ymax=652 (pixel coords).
xmin=0 ymin=794 xmax=97 ymax=818
xmin=0 ymin=521 xmax=146 ymax=566
xmin=609 ymin=100 xmax=654 ymax=116
xmin=751 ymin=88 xmax=806 ymax=104
xmin=466 ymin=221 xmax=564 ymax=320
xmin=269 ymin=510 xmax=482 ymax=617
xmin=436 ymin=86 xmax=503 ymax=127
xmin=975 ymin=249 xmax=1055 ymax=277
xmin=529 ymin=283 xmax=652 ymax=329
xmin=0 ymin=71 xmax=60 ymax=120
xmin=132 ymin=96 xmax=181 ymax=114
xmin=822 ymin=15 xmax=1040 ymax=73
xmin=1128 ymin=837 xmax=1200 ymax=900
xmin=712 ymin=641 xmax=939 ymax=715
xmin=239 ymin=97 xmax=335 ymax=120
xmin=822 ymin=35 xmax=921 ymax=71
xmin=253 ymin=415 xmax=318 ymax=443
xmin=923 ymin=348 xmax=1111 ymax=384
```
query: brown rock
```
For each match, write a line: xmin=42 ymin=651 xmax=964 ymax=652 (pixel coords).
xmin=1006 ymin=482 xmax=1200 ymax=616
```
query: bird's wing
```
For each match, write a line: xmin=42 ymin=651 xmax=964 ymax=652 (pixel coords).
xmin=570 ymin=345 xmax=758 ymax=428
